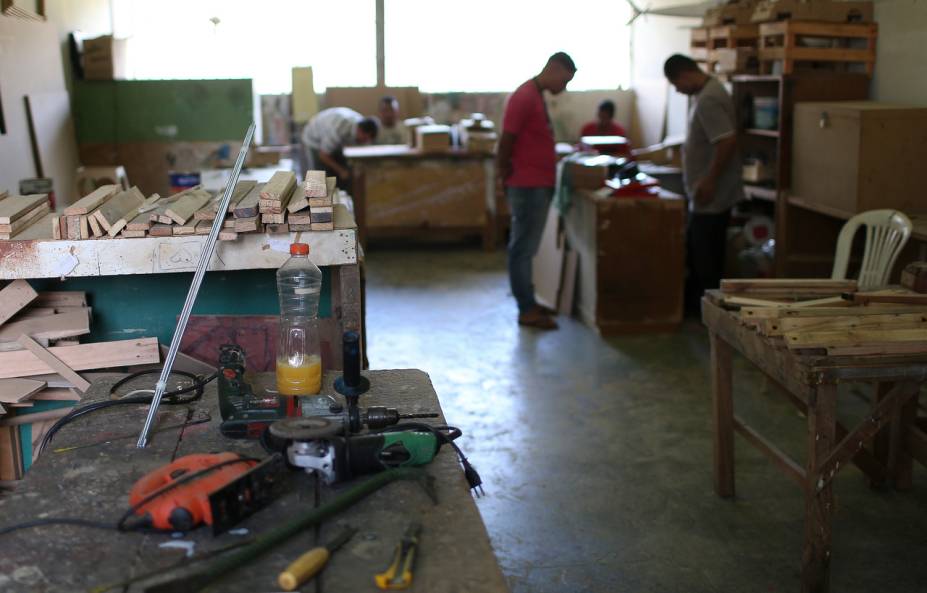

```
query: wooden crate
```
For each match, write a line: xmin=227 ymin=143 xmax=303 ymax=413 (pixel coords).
xmin=691 ymin=27 xmax=709 ymax=62
xmin=708 ymin=24 xmax=759 ymax=49
xmin=759 ymin=21 xmax=877 ymax=76
xmin=751 ymin=0 xmax=873 ymax=24
xmin=704 ymin=0 xmax=758 ymax=26
xmin=791 ymin=101 xmax=927 ymax=219
xmin=710 ymin=48 xmax=759 ymax=74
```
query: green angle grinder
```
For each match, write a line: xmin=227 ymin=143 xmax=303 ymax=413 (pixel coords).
xmin=267 ymin=417 xmax=449 ymax=485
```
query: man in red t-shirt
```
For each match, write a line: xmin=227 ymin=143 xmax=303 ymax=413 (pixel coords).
xmin=580 ymin=99 xmax=628 ymax=139
xmin=497 ymin=52 xmax=576 ymax=330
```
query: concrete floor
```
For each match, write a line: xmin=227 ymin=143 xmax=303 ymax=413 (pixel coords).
xmin=364 ymin=247 xmax=927 ymax=593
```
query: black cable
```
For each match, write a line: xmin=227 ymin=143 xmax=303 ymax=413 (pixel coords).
xmin=379 ymin=423 xmax=484 ymax=497
xmin=38 ymin=370 xmax=217 ymax=455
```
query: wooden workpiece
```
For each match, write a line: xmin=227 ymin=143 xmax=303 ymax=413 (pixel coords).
xmin=0 ymin=280 xmax=38 ymax=325
xmin=703 ymin=290 xmax=927 ymax=592
xmin=258 ymin=171 xmax=296 ymax=214
xmin=64 ymin=184 xmax=119 ymax=216
xmin=0 ymin=194 xmax=48 ymax=225
xmin=195 ymin=180 xmax=256 ymax=221
xmin=166 ymin=188 xmax=213 ymax=225
xmin=92 ymin=186 xmax=145 ymax=231
xmin=0 ymin=370 xmax=508 ymax=593
xmin=233 ymin=182 xmax=265 ymax=219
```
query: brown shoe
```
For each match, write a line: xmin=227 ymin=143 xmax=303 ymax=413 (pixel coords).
xmin=518 ymin=309 xmax=559 ymax=330
xmin=536 ymin=304 xmax=558 ymax=316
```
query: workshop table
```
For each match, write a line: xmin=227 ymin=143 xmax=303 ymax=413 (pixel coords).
xmin=344 ymin=145 xmax=496 ymax=250
xmin=702 ymin=293 xmax=927 ymax=593
xmin=0 ymin=369 xmax=508 ymax=593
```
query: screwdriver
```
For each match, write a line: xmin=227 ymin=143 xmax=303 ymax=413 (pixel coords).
xmin=374 ymin=521 xmax=422 ymax=590
xmin=277 ymin=526 xmax=357 ymax=591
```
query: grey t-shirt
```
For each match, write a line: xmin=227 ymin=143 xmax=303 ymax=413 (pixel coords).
xmin=683 ymin=77 xmax=744 ymax=214
xmin=302 ymin=107 xmax=361 ymax=154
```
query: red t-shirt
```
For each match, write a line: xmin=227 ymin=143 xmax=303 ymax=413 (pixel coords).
xmin=580 ymin=121 xmax=628 ymax=139
xmin=502 ymin=80 xmax=556 ymax=188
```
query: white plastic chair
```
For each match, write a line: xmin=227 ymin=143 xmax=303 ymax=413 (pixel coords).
xmin=831 ymin=209 xmax=912 ymax=290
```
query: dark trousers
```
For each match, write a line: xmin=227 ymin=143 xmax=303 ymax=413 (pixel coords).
xmin=685 ymin=209 xmax=731 ymax=314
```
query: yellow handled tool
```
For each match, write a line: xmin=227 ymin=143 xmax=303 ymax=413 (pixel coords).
xmin=278 ymin=526 xmax=356 ymax=591
xmin=374 ymin=521 xmax=422 ymax=590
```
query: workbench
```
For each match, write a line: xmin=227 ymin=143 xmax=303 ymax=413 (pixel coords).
xmin=702 ymin=294 xmax=927 ymax=593
xmin=344 ymin=146 xmax=496 ymax=250
xmin=562 ymin=189 xmax=685 ymax=333
xmin=0 ymin=369 xmax=508 ymax=593
xmin=0 ymin=229 xmax=363 ymax=372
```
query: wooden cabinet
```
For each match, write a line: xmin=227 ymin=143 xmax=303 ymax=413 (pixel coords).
xmin=792 ymin=102 xmax=927 ymax=218
xmin=563 ymin=190 xmax=685 ymax=334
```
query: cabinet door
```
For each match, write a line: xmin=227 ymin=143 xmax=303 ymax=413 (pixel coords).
xmin=792 ymin=104 xmax=860 ymax=216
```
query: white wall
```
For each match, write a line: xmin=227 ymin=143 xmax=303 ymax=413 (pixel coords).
xmin=872 ymin=0 xmax=927 ymax=105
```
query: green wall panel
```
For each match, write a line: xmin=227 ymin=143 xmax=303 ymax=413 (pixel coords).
xmin=30 ymin=268 xmax=332 ymax=346
xmin=74 ymin=79 xmax=253 ymax=144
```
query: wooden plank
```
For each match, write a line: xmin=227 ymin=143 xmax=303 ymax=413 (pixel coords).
xmin=195 ymin=180 xmax=256 ymax=221
xmin=0 ymin=337 xmax=159 ymax=379
xmin=234 ymin=216 xmax=260 ymax=233
xmin=763 ymin=312 xmax=927 ymax=337
xmin=121 ymin=230 xmax=146 ymax=238
xmin=309 ymin=177 xmax=337 ymax=208
xmin=16 ymin=335 xmax=91 ymax=392
xmin=290 ymin=174 xmax=334 ymax=212
xmin=0 ymin=310 xmax=89 ymax=343
xmin=265 ymin=223 xmax=289 ymax=234
xmin=0 ymin=280 xmax=39 ymax=326
xmin=149 ymin=223 xmax=173 ymax=237
xmin=733 ymin=414 xmax=807 ymax=489
xmin=802 ymin=383 xmax=836 ymax=593
xmin=0 ymin=378 xmax=46 ymax=403
xmin=721 ymin=278 xmax=857 ymax=293
xmin=87 ymin=213 xmax=104 ymax=237
xmin=148 ymin=191 xmax=186 ymax=223
xmin=305 ymin=170 xmax=327 ymax=197
xmin=0 ymin=202 xmax=50 ymax=236
xmin=32 ymin=387 xmax=81 ymax=402
xmin=65 ymin=215 xmax=81 ymax=240
xmin=289 ymin=213 xmax=312 ymax=225
xmin=310 ymin=222 xmax=334 ymax=231
xmin=109 ymin=192 xmax=161 ymax=237
xmin=172 ymin=224 xmax=197 ymax=236
xmin=0 ymin=407 xmax=73 ymax=427
xmin=846 ymin=292 xmax=927 ymax=306
xmin=51 ymin=215 xmax=61 ymax=239
xmin=166 ymin=188 xmax=213 ymax=225
xmin=195 ymin=221 xmax=213 ymax=235
xmin=289 ymin=224 xmax=311 ymax=231
xmin=261 ymin=213 xmax=285 ymax=224
xmin=92 ymin=186 xmax=145 ymax=231
xmin=310 ymin=207 xmax=333 ymax=223
xmin=0 ymin=426 xmax=23 ymax=480
xmin=259 ymin=171 xmax=296 ymax=210
xmin=233 ymin=183 xmax=265 ymax=218
xmin=34 ymin=292 xmax=85 ymax=308
xmin=825 ymin=342 xmax=927 ymax=356
xmin=742 ymin=305 xmax=927 ymax=319
xmin=786 ymin=328 xmax=927 ymax=349
xmin=0 ymin=194 xmax=48 ymax=224
xmin=126 ymin=209 xmax=154 ymax=231
xmin=64 ymin=184 xmax=119 ymax=215
xmin=218 ymin=230 xmax=238 ymax=241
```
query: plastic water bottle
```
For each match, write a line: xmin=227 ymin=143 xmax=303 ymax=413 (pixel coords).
xmin=276 ymin=243 xmax=323 ymax=398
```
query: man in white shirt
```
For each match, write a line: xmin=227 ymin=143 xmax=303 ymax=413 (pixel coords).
xmin=375 ymin=96 xmax=408 ymax=145
xmin=301 ymin=107 xmax=378 ymax=185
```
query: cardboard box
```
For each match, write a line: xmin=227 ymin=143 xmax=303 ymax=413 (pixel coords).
xmin=751 ymin=0 xmax=873 ymax=23
xmin=415 ymin=125 xmax=451 ymax=153
xmin=82 ymin=35 xmax=128 ymax=80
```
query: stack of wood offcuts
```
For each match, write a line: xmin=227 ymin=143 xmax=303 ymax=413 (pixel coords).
xmin=719 ymin=279 xmax=927 ymax=356
xmin=0 ymin=169 xmax=338 ymax=242
xmin=0 ymin=280 xmax=160 ymax=482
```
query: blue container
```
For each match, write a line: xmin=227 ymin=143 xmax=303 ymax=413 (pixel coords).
xmin=753 ymin=97 xmax=779 ymax=130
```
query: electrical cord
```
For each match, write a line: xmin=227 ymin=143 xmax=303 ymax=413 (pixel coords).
xmin=379 ymin=422 xmax=484 ymax=497
xmin=37 ymin=370 xmax=217 ymax=455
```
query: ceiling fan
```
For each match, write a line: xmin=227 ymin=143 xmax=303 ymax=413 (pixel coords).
xmin=625 ymin=0 xmax=720 ymax=24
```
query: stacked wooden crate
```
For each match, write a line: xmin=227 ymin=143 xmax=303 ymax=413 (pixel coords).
xmin=708 ymin=24 xmax=759 ymax=74
xmin=758 ymin=21 xmax=877 ymax=75
xmin=0 ymin=280 xmax=160 ymax=481
xmin=719 ymin=279 xmax=927 ymax=356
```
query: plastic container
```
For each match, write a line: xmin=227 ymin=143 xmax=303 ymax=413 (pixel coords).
xmin=276 ymin=243 xmax=323 ymax=397
xmin=753 ymin=97 xmax=780 ymax=130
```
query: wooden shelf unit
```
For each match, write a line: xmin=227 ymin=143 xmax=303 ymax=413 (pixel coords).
xmin=730 ymin=73 xmax=870 ymax=277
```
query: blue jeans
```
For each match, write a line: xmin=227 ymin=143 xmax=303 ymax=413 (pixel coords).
xmin=507 ymin=186 xmax=553 ymax=314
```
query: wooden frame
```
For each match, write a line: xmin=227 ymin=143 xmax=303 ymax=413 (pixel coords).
xmin=703 ymin=294 xmax=927 ymax=592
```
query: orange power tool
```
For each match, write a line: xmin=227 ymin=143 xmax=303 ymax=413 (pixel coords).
xmin=127 ymin=452 xmax=286 ymax=534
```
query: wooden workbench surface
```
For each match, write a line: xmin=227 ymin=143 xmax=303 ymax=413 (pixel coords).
xmin=344 ymin=145 xmax=492 ymax=160
xmin=0 ymin=370 xmax=508 ymax=593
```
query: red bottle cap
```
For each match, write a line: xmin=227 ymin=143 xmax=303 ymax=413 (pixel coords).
xmin=290 ymin=243 xmax=310 ymax=256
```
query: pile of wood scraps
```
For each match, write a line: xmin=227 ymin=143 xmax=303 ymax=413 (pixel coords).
xmin=0 ymin=280 xmax=160 ymax=481
xmin=718 ymin=279 xmax=927 ymax=357
xmin=0 ymin=193 xmax=51 ymax=240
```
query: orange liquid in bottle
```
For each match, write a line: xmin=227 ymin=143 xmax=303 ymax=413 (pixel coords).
xmin=275 ymin=355 xmax=322 ymax=396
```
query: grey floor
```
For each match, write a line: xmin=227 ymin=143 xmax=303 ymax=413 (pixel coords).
xmin=364 ymin=247 xmax=927 ymax=593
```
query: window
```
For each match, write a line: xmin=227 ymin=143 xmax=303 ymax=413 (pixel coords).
xmin=111 ymin=0 xmax=377 ymax=94
xmin=384 ymin=0 xmax=632 ymax=92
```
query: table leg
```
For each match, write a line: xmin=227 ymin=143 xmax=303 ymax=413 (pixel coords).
xmin=710 ymin=331 xmax=735 ymax=498
xmin=889 ymin=384 xmax=920 ymax=491
xmin=869 ymin=382 xmax=893 ymax=488
xmin=801 ymin=383 xmax=837 ymax=593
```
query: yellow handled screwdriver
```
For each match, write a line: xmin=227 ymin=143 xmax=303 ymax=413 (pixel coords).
xmin=278 ymin=526 xmax=357 ymax=591
xmin=374 ymin=521 xmax=422 ymax=590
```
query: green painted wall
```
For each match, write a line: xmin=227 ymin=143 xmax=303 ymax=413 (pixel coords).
xmin=73 ymin=79 xmax=253 ymax=144
xmin=30 ymin=268 xmax=332 ymax=345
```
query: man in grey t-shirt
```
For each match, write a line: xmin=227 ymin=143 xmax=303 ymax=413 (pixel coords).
xmin=664 ymin=54 xmax=744 ymax=313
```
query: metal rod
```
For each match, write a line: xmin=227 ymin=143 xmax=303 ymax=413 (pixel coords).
xmin=136 ymin=122 xmax=255 ymax=448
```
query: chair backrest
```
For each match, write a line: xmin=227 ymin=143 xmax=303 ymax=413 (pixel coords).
xmin=831 ymin=209 xmax=912 ymax=291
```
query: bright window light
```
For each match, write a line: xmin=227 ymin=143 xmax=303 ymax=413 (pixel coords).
xmin=112 ymin=0 xmax=377 ymax=93
xmin=385 ymin=0 xmax=632 ymax=91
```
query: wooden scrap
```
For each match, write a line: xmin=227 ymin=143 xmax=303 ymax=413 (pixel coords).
xmin=34 ymin=292 xmax=85 ymax=308
xmin=234 ymin=216 xmax=261 ymax=233
xmin=79 ymin=215 xmax=90 ymax=238
xmin=308 ymin=177 xmax=337 ymax=208
xmin=166 ymin=188 xmax=213 ymax=225
xmin=0 ymin=194 xmax=48 ymax=225
xmin=32 ymin=388 xmax=81 ymax=402
xmin=194 ymin=180 xmax=256 ymax=221
xmin=762 ymin=312 xmax=927 ymax=337
xmin=311 ymin=222 xmax=334 ymax=231
xmin=0 ymin=280 xmax=39 ymax=325
xmin=0 ymin=202 xmax=51 ymax=239
xmin=721 ymin=279 xmax=857 ymax=294
xmin=785 ymin=328 xmax=927 ymax=349
xmin=288 ymin=213 xmax=312 ymax=225
xmin=844 ymin=292 xmax=927 ymax=306
xmin=93 ymin=186 xmax=145 ymax=231
xmin=233 ymin=183 xmax=265 ymax=219
xmin=262 ymin=213 xmax=285 ymax=224
xmin=149 ymin=224 xmax=173 ymax=237
xmin=52 ymin=215 xmax=62 ymax=239
xmin=65 ymin=215 xmax=81 ymax=240
xmin=260 ymin=171 xmax=297 ymax=205
xmin=289 ymin=223 xmax=311 ymax=231
xmin=64 ymin=184 xmax=119 ymax=215
xmin=304 ymin=170 xmax=327 ymax=197
xmin=0 ymin=337 xmax=159 ymax=379
xmin=310 ymin=206 xmax=333 ymax=223
xmin=290 ymin=175 xmax=334 ymax=213
xmin=88 ymin=213 xmax=104 ymax=237
xmin=0 ymin=379 xmax=46 ymax=403
xmin=266 ymin=223 xmax=289 ymax=234
xmin=195 ymin=221 xmax=213 ymax=235
xmin=219 ymin=230 xmax=238 ymax=241
xmin=173 ymin=224 xmax=197 ymax=236
xmin=0 ymin=425 xmax=24 ymax=480
xmin=16 ymin=335 xmax=91 ymax=392
xmin=109 ymin=192 xmax=161 ymax=237
xmin=224 ymin=218 xmax=236 ymax=229
xmin=0 ymin=310 xmax=90 ymax=343
xmin=121 ymin=230 xmax=146 ymax=238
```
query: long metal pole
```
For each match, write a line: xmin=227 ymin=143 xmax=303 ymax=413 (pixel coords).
xmin=136 ymin=122 xmax=256 ymax=448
